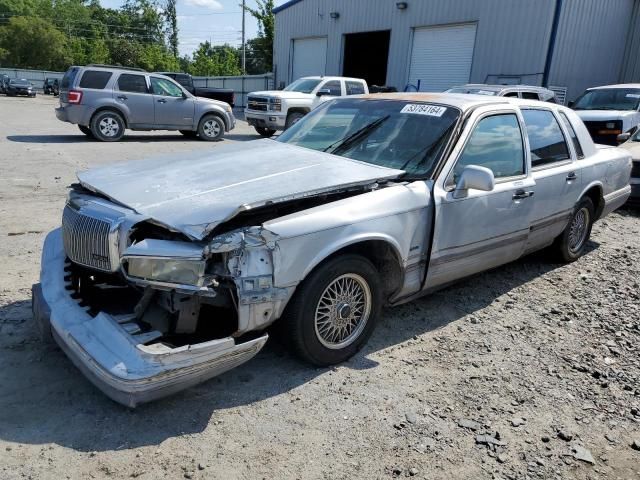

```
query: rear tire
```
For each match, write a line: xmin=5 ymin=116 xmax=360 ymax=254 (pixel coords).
xmin=281 ymin=254 xmax=382 ymax=366
xmin=285 ymin=111 xmax=305 ymax=130
xmin=90 ymin=110 xmax=125 ymax=142
xmin=179 ymin=130 xmax=198 ymax=138
xmin=255 ymin=126 xmax=276 ymax=138
xmin=552 ymin=197 xmax=595 ymax=262
xmin=78 ymin=125 xmax=94 ymax=138
xmin=197 ymin=115 xmax=225 ymax=141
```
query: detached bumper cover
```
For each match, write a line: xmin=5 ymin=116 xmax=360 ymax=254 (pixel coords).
xmin=33 ymin=229 xmax=268 ymax=407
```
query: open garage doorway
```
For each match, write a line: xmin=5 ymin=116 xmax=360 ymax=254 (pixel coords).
xmin=343 ymin=30 xmax=390 ymax=87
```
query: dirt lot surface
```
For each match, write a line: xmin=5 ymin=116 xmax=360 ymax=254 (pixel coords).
xmin=1 ymin=95 xmax=639 ymax=480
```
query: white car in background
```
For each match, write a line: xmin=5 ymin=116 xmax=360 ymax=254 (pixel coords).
xmin=571 ymin=83 xmax=640 ymax=145
xmin=245 ymin=76 xmax=369 ymax=137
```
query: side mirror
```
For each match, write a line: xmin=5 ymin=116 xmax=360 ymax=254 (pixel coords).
xmin=567 ymin=101 xmax=574 ymax=108
xmin=453 ymin=165 xmax=495 ymax=199
xmin=316 ymin=88 xmax=332 ymax=97
xmin=616 ymin=132 xmax=630 ymax=144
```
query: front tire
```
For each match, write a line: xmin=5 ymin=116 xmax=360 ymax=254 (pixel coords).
xmin=255 ymin=126 xmax=276 ymax=138
xmin=91 ymin=110 xmax=125 ymax=142
xmin=553 ymin=197 xmax=595 ymax=262
xmin=197 ymin=115 xmax=225 ymax=141
xmin=281 ymin=254 xmax=382 ymax=366
xmin=285 ymin=111 xmax=305 ymax=130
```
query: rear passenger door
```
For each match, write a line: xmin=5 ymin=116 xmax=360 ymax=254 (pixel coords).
xmin=521 ymin=108 xmax=580 ymax=251
xmin=115 ymin=73 xmax=155 ymax=126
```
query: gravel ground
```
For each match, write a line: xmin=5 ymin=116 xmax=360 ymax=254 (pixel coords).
xmin=0 ymin=95 xmax=639 ymax=480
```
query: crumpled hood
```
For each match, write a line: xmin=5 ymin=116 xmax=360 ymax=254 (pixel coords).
xmin=248 ymin=90 xmax=313 ymax=100
xmin=77 ymin=140 xmax=404 ymax=240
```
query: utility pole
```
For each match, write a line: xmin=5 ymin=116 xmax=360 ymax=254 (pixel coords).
xmin=242 ymin=0 xmax=246 ymax=74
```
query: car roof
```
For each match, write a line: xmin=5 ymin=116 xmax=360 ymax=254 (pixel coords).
xmin=451 ymin=84 xmax=553 ymax=93
xmin=299 ymin=76 xmax=366 ymax=82
xmin=588 ymin=83 xmax=640 ymax=90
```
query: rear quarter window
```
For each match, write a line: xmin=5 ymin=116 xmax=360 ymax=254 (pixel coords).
xmin=78 ymin=70 xmax=112 ymax=89
xmin=521 ymin=92 xmax=540 ymax=100
xmin=60 ymin=67 xmax=79 ymax=89
xmin=558 ymin=111 xmax=584 ymax=159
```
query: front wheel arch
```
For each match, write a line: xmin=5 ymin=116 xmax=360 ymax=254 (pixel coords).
xmin=196 ymin=110 xmax=227 ymax=131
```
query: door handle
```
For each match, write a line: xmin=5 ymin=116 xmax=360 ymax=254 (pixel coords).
xmin=566 ymin=172 xmax=577 ymax=182
xmin=117 ymin=95 xmax=128 ymax=100
xmin=157 ymin=99 xmax=167 ymax=103
xmin=513 ymin=189 xmax=535 ymax=200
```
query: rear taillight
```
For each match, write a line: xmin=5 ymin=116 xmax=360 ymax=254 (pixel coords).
xmin=67 ymin=90 xmax=82 ymax=104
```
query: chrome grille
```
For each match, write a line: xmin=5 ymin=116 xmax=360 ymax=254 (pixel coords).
xmin=247 ymin=96 xmax=268 ymax=111
xmin=62 ymin=205 xmax=114 ymax=271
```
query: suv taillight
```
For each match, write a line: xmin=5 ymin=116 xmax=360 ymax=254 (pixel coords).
xmin=67 ymin=90 xmax=83 ymax=104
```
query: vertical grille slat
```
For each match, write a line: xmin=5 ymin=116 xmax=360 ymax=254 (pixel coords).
xmin=62 ymin=205 xmax=115 ymax=271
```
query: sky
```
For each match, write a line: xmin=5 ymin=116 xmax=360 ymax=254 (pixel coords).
xmin=99 ymin=0 xmax=288 ymax=56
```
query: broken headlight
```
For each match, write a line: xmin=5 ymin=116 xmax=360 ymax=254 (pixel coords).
xmin=126 ymin=257 xmax=206 ymax=286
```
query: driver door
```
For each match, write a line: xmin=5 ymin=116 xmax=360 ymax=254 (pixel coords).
xmin=150 ymin=76 xmax=195 ymax=128
xmin=424 ymin=107 xmax=536 ymax=290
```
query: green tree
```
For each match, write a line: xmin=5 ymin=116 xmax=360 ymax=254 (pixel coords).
xmin=241 ymin=0 xmax=273 ymax=71
xmin=0 ymin=16 xmax=68 ymax=69
xmin=190 ymin=42 xmax=241 ymax=76
xmin=164 ymin=0 xmax=178 ymax=57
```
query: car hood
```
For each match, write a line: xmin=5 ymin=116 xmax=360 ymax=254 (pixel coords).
xmin=194 ymin=96 xmax=229 ymax=108
xmin=249 ymin=90 xmax=313 ymax=100
xmin=77 ymin=140 xmax=404 ymax=240
xmin=574 ymin=110 xmax=639 ymax=122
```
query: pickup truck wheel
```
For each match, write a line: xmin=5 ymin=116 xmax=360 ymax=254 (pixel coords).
xmin=282 ymin=254 xmax=382 ymax=366
xmin=78 ymin=125 xmax=94 ymax=138
xmin=179 ymin=130 xmax=198 ymax=138
xmin=553 ymin=197 xmax=595 ymax=262
xmin=91 ymin=110 xmax=125 ymax=142
xmin=285 ymin=111 xmax=305 ymax=129
xmin=255 ymin=126 xmax=276 ymax=138
xmin=198 ymin=115 xmax=225 ymax=141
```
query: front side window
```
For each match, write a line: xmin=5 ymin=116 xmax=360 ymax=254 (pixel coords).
xmin=278 ymin=99 xmax=460 ymax=177
xmin=573 ymin=88 xmax=640 ymax=111
xmin=118 ymin=74 xmax=148 ymax=94
xmin=151 ymin=77 xmax=183 ymax=97
xmin=320 ymin=80 xmax=341 ymax=96
xmin=284 ymin=78 xmax=322 ymax=93
xmin=79 ymin=70 xmax=112 ymax=89
xmin=558 ymin=112 xmax=584 ymax=159
xmin=522 ymin=109 xmax=570 ymax=167
xmin=346 ymin=81 xmax=366 ymax=95
xmin=452 ymin=114 xmax=525 ymax=183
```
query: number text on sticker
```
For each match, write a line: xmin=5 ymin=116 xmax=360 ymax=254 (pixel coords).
xmin=400 ymin=104 xmax=447 ymax=117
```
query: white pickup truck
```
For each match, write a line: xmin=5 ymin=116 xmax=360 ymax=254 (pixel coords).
xmin=245 ymin=76 xmax=369 ymax=137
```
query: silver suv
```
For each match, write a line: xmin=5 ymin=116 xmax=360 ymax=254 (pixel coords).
xmin=55 ymin=65 xmax=235 ymax=142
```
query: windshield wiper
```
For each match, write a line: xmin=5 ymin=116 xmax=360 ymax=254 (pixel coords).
xmin=323 ymin=115 xmax=390 ymax=154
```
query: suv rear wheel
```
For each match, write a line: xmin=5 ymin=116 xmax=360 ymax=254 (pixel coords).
xmin=198 ymin=115 xmax=225 ymax=141
xmin=91 ymin=110 xmax=125 ymax=142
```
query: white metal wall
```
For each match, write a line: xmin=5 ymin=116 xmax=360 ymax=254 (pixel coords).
xmin=407 ymin=23 xmax=477 ymax=91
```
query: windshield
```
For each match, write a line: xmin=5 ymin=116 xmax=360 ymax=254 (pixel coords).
xmin=573 ymin=88 xmax=640 ymax=111
xmin=446 ymin=87 xmax=498 ymax=96
xmin=284 ymin=78 xmax=322 ymax=93
xmin=277 ymin=98 xmax=461 ymax=177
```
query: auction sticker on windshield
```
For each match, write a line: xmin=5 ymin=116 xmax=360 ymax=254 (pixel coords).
xmin=401 ymin=104 xmax=447 ymax=117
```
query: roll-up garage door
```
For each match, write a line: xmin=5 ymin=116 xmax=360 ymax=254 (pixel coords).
xmin=291 ymin=37 xmax=327 ymax=81
xmin=408 ymin=23 xmax=477 ymax=92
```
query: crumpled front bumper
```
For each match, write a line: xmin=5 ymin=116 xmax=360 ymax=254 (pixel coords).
xmin=32 ymin=229 xmax=268 ymax=407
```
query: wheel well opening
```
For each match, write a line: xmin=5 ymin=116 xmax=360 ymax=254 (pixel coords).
xmin=583 ymin=186 xmax=604 ymax=219
xmin=91 ymin=107 xmax=127 ymax=128
xmin=323 ymin=241 xmax=404 ymax=299
xmin=287 ymin=108 xmax=310 ymax=117
xmin=199 ymin=112 xmax=227 ymax=130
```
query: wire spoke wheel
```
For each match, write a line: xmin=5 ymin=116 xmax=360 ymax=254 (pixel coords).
xmin=568 ymin=206 xmax=590 ymax=253
xmin=314 ymin=273 xmax=372 ymax=350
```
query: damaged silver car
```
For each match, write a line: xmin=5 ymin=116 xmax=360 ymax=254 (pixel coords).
xmin=33 ymin=94 xmax=632 ymax=407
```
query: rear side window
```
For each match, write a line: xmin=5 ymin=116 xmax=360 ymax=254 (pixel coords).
xmin=79 ymin=70 xmax=112 ymax=89
xmin=521 ymin=91 xmax=540 ymax=100
xmin=558 ymin=111 xmax=584 ymax=159
xmin=453 ymin=114 xmax=525 ymax=181
xmin=118 ymin=74 xmax=148 ymax=93
xmin=521 ymin=109 xmax=570 ymax=167
xmin=60 ymin=67 xmax=79 ymax=89
xmin=346 ymin=81 xmax=366 ymax=95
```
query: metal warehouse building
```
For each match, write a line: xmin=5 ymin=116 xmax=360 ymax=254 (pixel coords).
xmin=273 ymin=0 xmax=640 ymax=102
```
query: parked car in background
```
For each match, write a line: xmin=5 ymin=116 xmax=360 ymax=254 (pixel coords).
xmin=0 ymin=74 xmax=10 ymax=94
xmin=446 ymin=84 xmax=556 ymax=102
xmin=43 ymin=77 xmax=59 ymax=96
xmin=6 ymin=79 xmax=36 ymax=97
xmin=155 ymin=72 xmax=235 ymax=107
xmin=33 ymin=93 xmax=631 ymax=406
xmin=571 ymin=84 xmax=640 ymax=145
xmin=245 ymin=76 xmax=369 ymax=137
xmin=55 ymin=65 xmax=235 ymax=142
xmin=618 ymin=128 xmax=640 ymax=205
